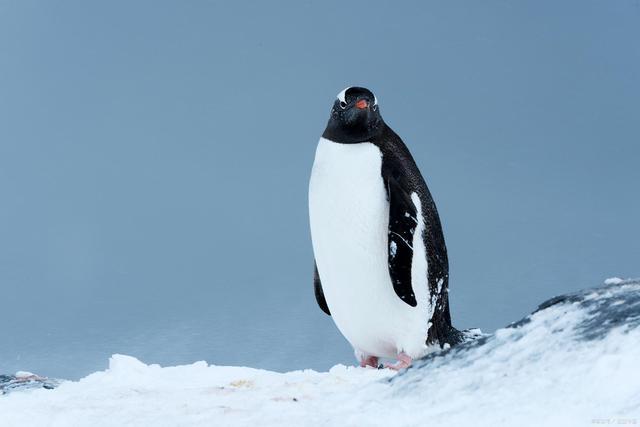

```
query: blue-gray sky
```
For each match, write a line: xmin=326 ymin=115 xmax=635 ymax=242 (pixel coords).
xmin=1 ymin=1 xmax=639 ymax=379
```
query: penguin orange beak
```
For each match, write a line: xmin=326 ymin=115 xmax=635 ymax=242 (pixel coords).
xmin=355 ymin=99 xmax=369 ymax=110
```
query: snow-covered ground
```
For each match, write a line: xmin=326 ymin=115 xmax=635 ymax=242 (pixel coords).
xmin=1 ymin=279 xmax=639 ymax=426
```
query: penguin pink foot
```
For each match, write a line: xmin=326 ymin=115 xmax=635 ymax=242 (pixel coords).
xmin=359 ymin=355 xmax=379 ymax=368
xmin=384 ymin=352 xmax=412 ymax=371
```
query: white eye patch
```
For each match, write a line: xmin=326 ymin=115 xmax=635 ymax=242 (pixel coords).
xmin=337 ymin=87 xmax=350 ymax=103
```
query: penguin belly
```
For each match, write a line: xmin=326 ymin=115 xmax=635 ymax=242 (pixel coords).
xmin=309 ymin=138 xmax=431 ymax=359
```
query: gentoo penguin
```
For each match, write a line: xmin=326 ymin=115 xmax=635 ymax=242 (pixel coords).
xmin=309 ymin=87 xmax=460 ymax=370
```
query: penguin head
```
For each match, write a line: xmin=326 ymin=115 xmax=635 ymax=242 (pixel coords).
xmin=322 ymin=87 xmax=384 ymax=144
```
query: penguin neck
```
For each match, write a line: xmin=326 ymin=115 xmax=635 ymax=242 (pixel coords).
xmin=322 ymin=119 xmax=386 ymax=144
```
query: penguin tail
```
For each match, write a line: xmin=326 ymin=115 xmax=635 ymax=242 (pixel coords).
xmin=437 ymin=325 xmax=485 ymax=349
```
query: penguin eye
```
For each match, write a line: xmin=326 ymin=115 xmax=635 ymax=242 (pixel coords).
xmin=339 ymin=101 xmax=347 ymax=109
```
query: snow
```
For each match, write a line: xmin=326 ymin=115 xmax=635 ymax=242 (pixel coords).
xmin=0 ymin=356 xmax=393 ymax=426
xmin=1 ymin=280 xmax=639 ymax=426
xmin=605 ymin=277 xmax=624 ymax=285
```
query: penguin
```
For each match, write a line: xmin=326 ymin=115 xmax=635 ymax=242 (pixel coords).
xmin=309 ymin=87 xmax=461 ymax=370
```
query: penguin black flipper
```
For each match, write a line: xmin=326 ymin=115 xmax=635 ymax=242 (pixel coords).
xmin=383 ymin=160 xmax=419 ymax=307
xmin=376 ymin=124 xmax=459 ymax=345
xmin=314 ymin=261 xmax=331 ymax=316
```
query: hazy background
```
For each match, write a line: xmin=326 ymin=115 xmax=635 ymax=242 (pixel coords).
xmin=1 ymin=0 xmax=638 ymax=380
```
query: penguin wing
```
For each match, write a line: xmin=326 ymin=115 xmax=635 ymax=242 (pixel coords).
xmin=377 ymin=125 xmax=454 ymax=343
xmin=383 ymin=163 xmax=419 ymax=307
xmin=314 ymin=260 xmax=331 ymax=316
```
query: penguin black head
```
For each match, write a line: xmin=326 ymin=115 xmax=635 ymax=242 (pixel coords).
xmin=322 ymin=87 xmax=384 ymax=144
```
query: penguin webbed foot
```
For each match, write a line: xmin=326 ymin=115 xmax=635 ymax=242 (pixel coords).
xmin=359 ymin=355 xmax=379 ymax=368
xmin=383 ymin=352 xmax=412 ymax=371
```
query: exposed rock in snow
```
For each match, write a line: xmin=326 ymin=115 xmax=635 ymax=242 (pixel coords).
xmin=0 ymin=374 xmax=59 ymax=396
xmin=1 ymin=280 xmax=639 ymax=426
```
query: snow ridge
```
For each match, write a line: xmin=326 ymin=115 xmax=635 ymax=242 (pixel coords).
xmin=1 ymin=279 xmax=639 ymax=426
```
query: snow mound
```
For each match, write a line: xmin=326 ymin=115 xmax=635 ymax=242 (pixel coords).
xmin=1 ymin=280 xmax=639 ymax=426
xmin=605 ymin=277 xmax=625 ymax=285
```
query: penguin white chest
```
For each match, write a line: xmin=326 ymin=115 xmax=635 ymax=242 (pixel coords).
xmin=309 ymin=138 xmax=430 ymax=359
